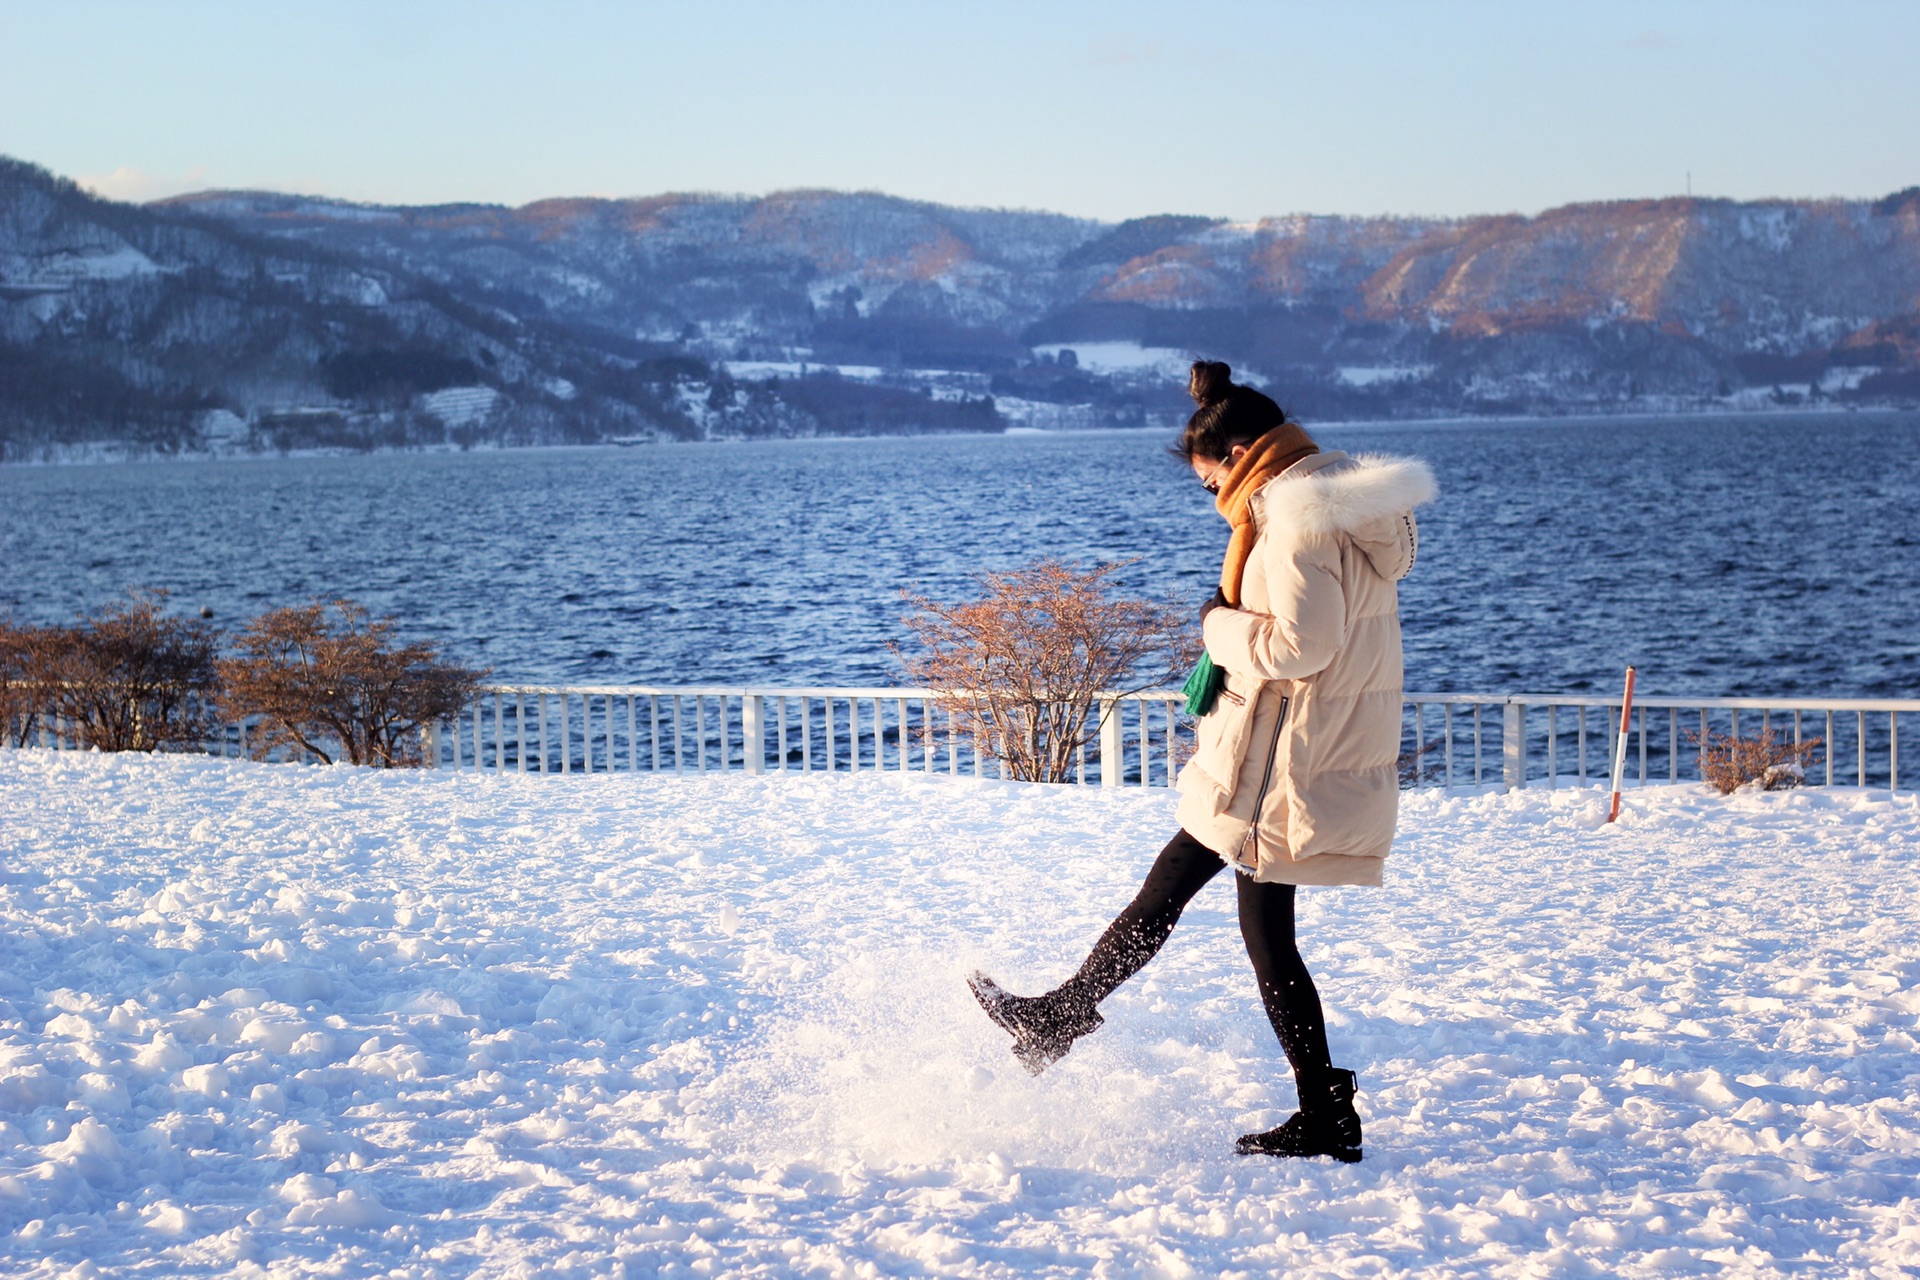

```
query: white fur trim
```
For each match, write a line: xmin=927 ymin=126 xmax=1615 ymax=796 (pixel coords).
xmin=1259 ymin=453 xmax=1438 ymax=537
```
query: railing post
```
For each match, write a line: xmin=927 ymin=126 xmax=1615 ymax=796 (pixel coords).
xmin=537 ymin=695 xmax=549 ymax=773
xmin=1099 ymin=696 xmax=1122 ymax=787
xmin=743 ymin=693 xmax=764 ymax=775
xmin=1502 ymin=701 xmax=1525 ymax=792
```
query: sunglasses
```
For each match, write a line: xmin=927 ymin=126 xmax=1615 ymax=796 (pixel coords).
xmin=1200 ymin=455 xmax=1234 ymax=494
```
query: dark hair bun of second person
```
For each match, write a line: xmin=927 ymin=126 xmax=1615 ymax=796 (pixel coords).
xmin=1188 ymin=360 xmax=1234 ymax=408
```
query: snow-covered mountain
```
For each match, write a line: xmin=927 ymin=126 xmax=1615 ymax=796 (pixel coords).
xmin=0 ymin=161 xmax=1000 ymax=459
xmin=4 ymin=152 xmax=1918 ymax=459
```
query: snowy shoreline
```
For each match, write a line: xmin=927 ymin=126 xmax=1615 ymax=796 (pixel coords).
xmin=5 ymin=404 xmax=1912 ymax=469
xmin=2 ymin=752 xmax=1916 ymax=1276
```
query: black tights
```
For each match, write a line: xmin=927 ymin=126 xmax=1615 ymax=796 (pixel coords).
xmin=1054 ymin=829 xmax=1333 ymax=1080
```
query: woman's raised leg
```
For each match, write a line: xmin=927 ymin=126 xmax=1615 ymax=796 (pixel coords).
xmin=1056 ymin=828 xmax=1227 ymax=1010
xmin=970 ymin=829 xmax=1224 ymax=1073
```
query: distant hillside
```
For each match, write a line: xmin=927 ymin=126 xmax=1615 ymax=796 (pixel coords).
xmin=4 ymin=154 xmax=1918 ymax=460
xmin=0 ymin=161 xmax=999 ymax=460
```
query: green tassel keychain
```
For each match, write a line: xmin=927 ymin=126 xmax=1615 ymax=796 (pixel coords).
xmin=1182 ymin=651 xmax=1227 ymax=717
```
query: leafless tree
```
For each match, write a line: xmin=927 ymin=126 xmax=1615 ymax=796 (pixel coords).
xmin=217 ymin=600 xmax=486 ymax=767
xmin=9 ymin=591 xmax=221 ymax=752
xmin=897 ymin=559 xmax=1195 ymax=783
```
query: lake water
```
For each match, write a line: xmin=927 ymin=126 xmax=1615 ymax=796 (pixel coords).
xmin=4 ymin=413 xmax=1918 ymax=697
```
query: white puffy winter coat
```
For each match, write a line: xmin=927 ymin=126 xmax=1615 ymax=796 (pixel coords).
xmin=1175 ymin=451 xmax=1437 ymax=885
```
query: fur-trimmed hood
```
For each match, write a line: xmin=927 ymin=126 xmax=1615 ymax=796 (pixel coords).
xmin=1252 ymin=450 xmax=1438 ymax=582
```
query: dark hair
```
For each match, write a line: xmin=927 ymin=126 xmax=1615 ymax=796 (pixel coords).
xmin=1170 ymin=360 xmax=1290 ymax=462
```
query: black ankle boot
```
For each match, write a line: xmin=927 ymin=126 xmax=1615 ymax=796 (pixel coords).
xmin=968 ymin=971 xmax=1104 ymax=1076
xmin=1235 ymin=1068 xmax=1363 ymax=1161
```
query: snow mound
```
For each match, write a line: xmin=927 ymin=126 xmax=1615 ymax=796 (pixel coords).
xmin=0 ymin=751 xmax=1915 ymax=1276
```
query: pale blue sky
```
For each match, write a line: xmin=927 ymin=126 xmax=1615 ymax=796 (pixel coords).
xmin=2 ymin=0 xmax=1916 ymax=221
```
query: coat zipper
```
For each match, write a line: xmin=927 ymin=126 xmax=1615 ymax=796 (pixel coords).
xmin=1239 ymin=694 xmax=1289 ymax=867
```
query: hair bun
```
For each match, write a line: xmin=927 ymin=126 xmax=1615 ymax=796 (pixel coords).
xmin=1188 ymin=359 xmax=1233 ymax=407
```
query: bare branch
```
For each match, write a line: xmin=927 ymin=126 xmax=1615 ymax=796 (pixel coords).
xmin=895 ymin=559 xmax=1194 ymax=783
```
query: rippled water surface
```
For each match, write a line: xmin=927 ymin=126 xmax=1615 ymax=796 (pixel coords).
xmin=4 ymin=413 xmax=1917 ymax=696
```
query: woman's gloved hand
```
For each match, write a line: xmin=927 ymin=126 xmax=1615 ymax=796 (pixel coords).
xmin=1199 ymin=586 xmax=1228 ymax=624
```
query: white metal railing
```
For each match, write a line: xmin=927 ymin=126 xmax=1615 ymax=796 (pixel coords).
xmin=422 ymin=685 xmax=1193 ymax=787
xmin=1401 ymin=693 xmax=1915 ymax=792
xmin=425 ymin=687 xmax=1913 ymax=792
xmin=9 ymin=687 xmax=1913 ymax=792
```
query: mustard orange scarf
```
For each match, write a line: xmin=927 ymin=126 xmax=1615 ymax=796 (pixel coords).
xmin=1214 ymin=423 xmax=1319 ymax=605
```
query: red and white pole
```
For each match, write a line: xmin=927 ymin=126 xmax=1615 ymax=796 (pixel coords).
xmin=1607 ymin=665 xmax=1637 ymax=823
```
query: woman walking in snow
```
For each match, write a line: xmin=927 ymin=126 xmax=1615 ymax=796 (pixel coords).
xmin=971 ymin=360 xmax=1435 ymax=1162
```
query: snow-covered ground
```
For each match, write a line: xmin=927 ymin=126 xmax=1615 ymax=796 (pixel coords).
xmin=2 ymin=752 xmax=1917 ymax=1278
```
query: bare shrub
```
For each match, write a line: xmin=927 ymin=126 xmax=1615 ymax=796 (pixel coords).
xmin=217 ymin=600 xmax=487 ymax=767
xmin=1688 ymin=726 xmax=1823 ymax=794
xmin=0 ymin=619 xmax=52 ymax=746
xmin=12 ymin=591 xmax=220 ymax=752
xmin=896 ymin=559 xmax=1195 ymax=784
